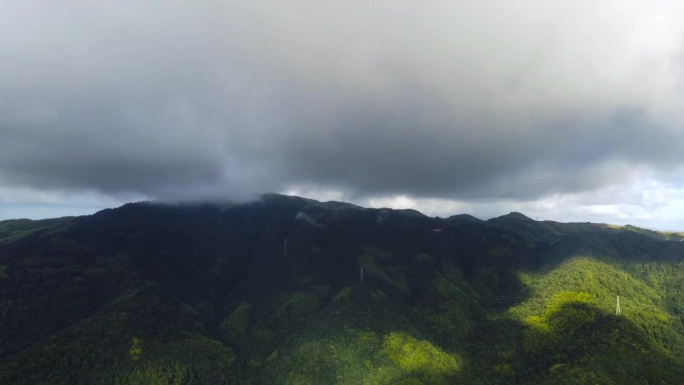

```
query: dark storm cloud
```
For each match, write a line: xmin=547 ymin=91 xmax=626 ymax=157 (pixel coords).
xmin=2 ymin=1 xmax=684 ymax=203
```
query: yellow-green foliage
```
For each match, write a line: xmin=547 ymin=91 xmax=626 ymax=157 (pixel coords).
xmin=522 ymin=291 xmax=597 ymax=349
xmin=178 ymin=302 xmax=199 ymax=317
xmin=488 ymin=246 xmax=513 ymax=259
xmin=493 ymin=362 xmax=515 ymax=378
xmin=266 ymin=329 xmax=460 ymax=385
xmin=163 ymin=336 xmax=236 ymax=369
xmin=504 ymin=255 xmax=684 ymax=379
xmin=358 ymin=247 xmax=410 ymax=294
xmin=254 ymin=327 xmax=273 ymax=344
xmin=441 ymin=263 xmax=466 ymax=281
xmin=511 ymin=257 xmax=670 ymax=322
xmin=311 ymin=284 xmax=333 ymax=299
xmin=129 ymin=337 xmax=142 ymax=361
xmin=382 ymin=332 xmax=459 ymax=375
xmin=414 ymin=253 xmax=431 ymax=263
xmin=544 ymin=291 xmax=594 ymax=315
xmin=114 ymin=362 xmax=189 ymax=385
xmin=275 ymin=291 xmax=321 ymax=320
xmin=219 ymin=302 xmax=251 ymax=340
xmin=358 ymin=247 xmax=394 ymax=285
xmin=524 ymin=291 xmax=594 ymax=327
xmin=119 ymin=336 xmax=237 ymax=385
xmin=0 ymin=265 xmax=8 ymax=280
xmin=427 ymin=273 xmax=473 ymax=343
xmin=433 ymin=274 xmax=466 ymax=299
xmin=370 ymin=290 xmax=388 ymax=301
xmin=333 ymin=287 xmax=352 ymax=302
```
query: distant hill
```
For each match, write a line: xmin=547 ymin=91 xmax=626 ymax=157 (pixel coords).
xmin=1 ymin=194 xmax=683 ymax=384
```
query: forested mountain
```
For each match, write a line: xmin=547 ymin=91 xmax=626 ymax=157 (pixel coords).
xmin=1 ymin=194 xmax=684 ymax=384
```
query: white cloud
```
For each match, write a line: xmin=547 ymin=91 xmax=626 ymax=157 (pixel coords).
xmin=282 ymin=168 xmax=684 ymax=231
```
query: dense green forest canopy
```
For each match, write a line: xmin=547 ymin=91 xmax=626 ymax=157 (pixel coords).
xmin=1 ymin=194 xmax=684 ymax=384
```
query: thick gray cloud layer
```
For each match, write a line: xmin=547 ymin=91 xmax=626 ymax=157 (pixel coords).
xmin=2 ymin=1 xmax=684 ymax=206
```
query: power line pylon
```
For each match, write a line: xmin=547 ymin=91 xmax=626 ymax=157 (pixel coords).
xmin=616 ymin=292 xmax=621 ymax=316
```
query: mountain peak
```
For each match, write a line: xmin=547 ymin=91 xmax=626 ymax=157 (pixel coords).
xmin=446 ymin=214 xmax=483 ymax=224
xmin=499 ymin=211 xmax=534 ymax=221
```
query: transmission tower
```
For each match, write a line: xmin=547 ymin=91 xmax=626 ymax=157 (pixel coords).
xmin=616 ymin=292 xmax=621 ymax=315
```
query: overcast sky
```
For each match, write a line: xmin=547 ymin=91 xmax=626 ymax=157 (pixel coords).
xmin=2 ymin=1 xmax=684 ymax=230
